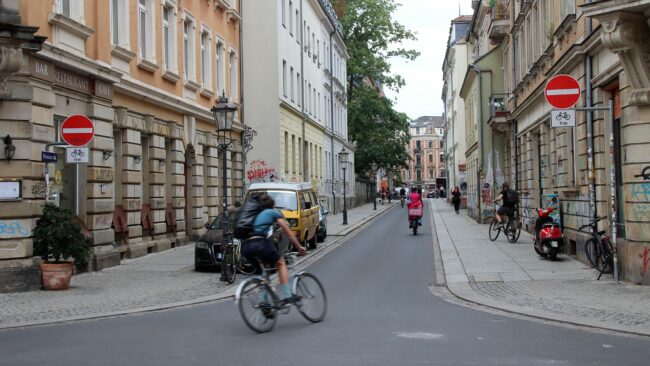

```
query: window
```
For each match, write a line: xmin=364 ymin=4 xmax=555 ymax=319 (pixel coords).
xmin=296 ymin=10 xmax=300 ymax=43
xmin=282 ymin=60 xmax=287 ymax=97
xmin=560 ymin=0 xmax=576 ymax=21
xmin=200 ymin=29 xmax=212 ymax=88
xmin=57 ymin=0 xmax=84 ymax=22
xmin=62 ymin=0 xmax=71 ymax=17
xmin=429 ymin=154 xmax=433 ymax=163
xmin=428 ymin=140 xmax=433 ymax=148
xmin=110 ymin=0 xmax=130 ymax=49
xmin=229 ymin=50 xmax=238 ymax=100
xmin=216 ymin=40 xmax=225 ymax=94
xmin=290 ymin=67 xmax=295 ymax=101
xmin=285 ymin=132 xmax=289 ymax=173
xmin=297 ymin=72 xmax=301 ymax=107
xmin=183 ymin=15 xmax=196 ymax=81
xmin=137 ymin=0 xmax=155 ymax=63
xmin=289 ymin=1 xmax=294 ymax=36
xmin=292 ymin=135 xmax=296 ymax=174
xmin=281 ymin=0 xmax=286 ymax=27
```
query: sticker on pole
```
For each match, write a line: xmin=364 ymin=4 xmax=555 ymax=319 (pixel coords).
xmin=551 ymin=109 xmax=576 ymax=128
xmin=66 ymin=147 xmax=89 ymax=164
xmin=61 ymin=115 xmax=94 ymax=147
xmin=544 ymin=74 xmax=581 ymax=109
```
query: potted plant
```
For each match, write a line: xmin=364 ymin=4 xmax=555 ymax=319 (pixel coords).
xmin=33 ymin=204 xmax=90 ymax=290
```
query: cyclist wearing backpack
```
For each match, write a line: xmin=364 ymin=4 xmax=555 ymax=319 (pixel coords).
xmin=493 ymin=183 xmax=518 ymax=227
xmin=241 ymin=194 xmax=306 ymax=304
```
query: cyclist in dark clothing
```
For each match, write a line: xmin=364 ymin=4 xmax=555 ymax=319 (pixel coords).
xmin=494 ymin=183 xmax=514 ymax=227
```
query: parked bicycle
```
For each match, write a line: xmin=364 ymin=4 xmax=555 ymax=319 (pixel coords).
xmin=578 ymin=216 xmax=614 ymax=280
xmin=488 ymin=205 xmax=521 ymax=243
xmin=235 ymin=253 xmax=327 ymax=333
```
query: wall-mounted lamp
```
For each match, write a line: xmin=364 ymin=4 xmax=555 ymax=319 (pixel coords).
xmin=102 ymin=150 xmax=113 ymax=160
xmin=158 ymin=158 xmax=166 ymax=167
xmin=4 ymin=135 xmax=15 ymax=162
xmin=133 ymin=155 xmax=142 ymax=164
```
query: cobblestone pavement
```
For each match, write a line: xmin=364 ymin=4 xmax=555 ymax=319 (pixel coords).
xmin=0 ymin=201 xmax=394 ymax=329
xmin=430 ymin=198 xmax=650 ymax=336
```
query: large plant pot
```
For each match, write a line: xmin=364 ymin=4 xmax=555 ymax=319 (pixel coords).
xmin=40 ymin=262 xmax=74 ymax=290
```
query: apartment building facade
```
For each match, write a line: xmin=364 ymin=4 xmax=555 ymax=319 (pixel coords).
xmin=442 ymin=16 xmax=472 ymax=207
xmin=469 ymin=0 xmax=650 ymax=283
xmin=243 ymin=0 xmax=352 ymax=213
xmin=1 ymin=0 xmax=244 ymax=292
xmin=402 ymin=116 xmax=445 ymax=190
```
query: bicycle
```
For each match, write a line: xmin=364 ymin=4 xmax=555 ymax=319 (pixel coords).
xmin=488 ymin=205 xmax=521 ymax=243
xmin=220 ymin=239 xmax=237 ymax=284
xmin=578 ymin=216 xmax=614 ymax=280
xmin=235 ymin=253 xmax=327 ymax=333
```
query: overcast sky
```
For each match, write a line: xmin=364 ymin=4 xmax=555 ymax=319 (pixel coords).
xmin=384 ymin=0 xmax=473 ymax=120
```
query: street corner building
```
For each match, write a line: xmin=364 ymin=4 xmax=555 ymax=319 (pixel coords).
xmin=0 ymin=0 xmax=245 ymax=292
xmin=442 ymin=0 xmax=650 ymax=284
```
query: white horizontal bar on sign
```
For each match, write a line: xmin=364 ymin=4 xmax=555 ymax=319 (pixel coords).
xmin=62 ymin=128 xmax=93 ymax=133
xmin=546 ymin=88 xmax=580 ymax=96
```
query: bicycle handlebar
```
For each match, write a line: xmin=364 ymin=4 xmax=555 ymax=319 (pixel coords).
xmin=578 ymin=216 xmax=607 ymax=231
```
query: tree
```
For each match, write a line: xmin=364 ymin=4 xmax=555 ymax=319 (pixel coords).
xmin=348 ymin=85 xmax=411 ymax=174
xmin=336 ymin=0 xmax=420 ymax=92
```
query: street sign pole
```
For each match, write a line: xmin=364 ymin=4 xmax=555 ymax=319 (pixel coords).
xmin=43 ymin=142 xmax=67 ymax=204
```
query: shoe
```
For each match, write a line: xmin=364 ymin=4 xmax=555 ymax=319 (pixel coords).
xmin=259 ymin=303 xmax=275 ymax=319
xmin=281 ymin=295 xmax=301 ymax=305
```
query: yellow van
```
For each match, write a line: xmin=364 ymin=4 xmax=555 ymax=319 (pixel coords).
xmin=245 ymin=182 xmax=321 ymax=249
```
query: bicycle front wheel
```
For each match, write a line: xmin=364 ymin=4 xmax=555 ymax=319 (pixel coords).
xmin=506 ymin=220 xmax=521 ymax=243
xmin=238 ymin=279 xmax=277 ymax=333
xmin=221 ymin=246 xmax=237 ymax=284
xmin=488 ymin=219 xmax=500 ymax=241
xmin=293 ymin=273 xmax=327 ymax=323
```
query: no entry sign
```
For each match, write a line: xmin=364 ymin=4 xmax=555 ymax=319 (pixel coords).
xmin=544 ymin=74 xmax=581 ymax=109
xmin=61 ymin=115 xmax=94 ymax=147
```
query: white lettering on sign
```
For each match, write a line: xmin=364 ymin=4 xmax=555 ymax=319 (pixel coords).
xmin=551 ymin=110 xmax=576 ymax=128
xmin=66 ymin=147 xmax=90 ymax=164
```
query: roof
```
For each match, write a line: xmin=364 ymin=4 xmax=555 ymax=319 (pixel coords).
xmin=410 ymin=116 xmax=444 ymax=128
xmin=452 ymin=15 xmax=472 ymax=23
xmin=248 ymin=182 xmax=313 ymax=191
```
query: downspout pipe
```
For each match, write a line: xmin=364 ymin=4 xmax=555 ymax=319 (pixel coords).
xmin=300 ymin=0 xmax=307 ymax=181
xmin=585 ymin=0 xmax=597 ymax=229
xmin=329 ymin=29 xmax=336 ymax=214
xmin=468 ymin=64 xmax=492 ymax=221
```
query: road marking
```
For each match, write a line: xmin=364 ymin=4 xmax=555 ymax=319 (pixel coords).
xmin=602 ymin=344 xmax=614 ymax=349
xmin=395 ymin=332 xmax=444 ymax=340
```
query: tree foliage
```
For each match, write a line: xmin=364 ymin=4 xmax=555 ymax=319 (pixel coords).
xmin=33 ymin=204 xmax=90 ymax=271
xmin=336 ymin=0 xmax=419 ymax=91
xmin=348 ymin=85 xmax=411 ymax=173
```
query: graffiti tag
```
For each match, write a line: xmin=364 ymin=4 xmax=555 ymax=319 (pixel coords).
xmin=0 ymin=221 xmax=30 ymax=238
xmin=640 ymin=247 xmax=650 ymax=278
xmin=246 ymin=160 xmax=278 ymax=183
xmin=634 ymin=166 xmax=650 ymax=181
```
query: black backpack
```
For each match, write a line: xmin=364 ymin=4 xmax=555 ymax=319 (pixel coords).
xmin=233 ymin=194 xmax=264 ymax=239
xmin=504 ymin=189 xmax=519 ymax=206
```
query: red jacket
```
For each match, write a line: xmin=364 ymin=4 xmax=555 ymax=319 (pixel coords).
xmin=407 ymin=193 xmax=422 ymax=209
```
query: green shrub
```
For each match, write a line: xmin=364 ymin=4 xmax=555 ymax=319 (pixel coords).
xmin=33 ymin=204 xmax=90 ymax=271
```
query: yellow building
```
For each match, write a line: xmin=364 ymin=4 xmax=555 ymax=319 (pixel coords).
xmin=0 ymin=0 xmax=243 ymax=292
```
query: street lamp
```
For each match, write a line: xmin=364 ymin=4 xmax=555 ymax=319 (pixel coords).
xmin=338 ymin=147 xmax=349 ymax=225
xmin=370 ymin=162 xmax=378 ymax=211
xmin=211 ymin=93 xmax=237 ymax=281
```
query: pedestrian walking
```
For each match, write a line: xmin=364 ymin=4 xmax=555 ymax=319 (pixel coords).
xmin=451 ymin=186 xmax=461 ymax=214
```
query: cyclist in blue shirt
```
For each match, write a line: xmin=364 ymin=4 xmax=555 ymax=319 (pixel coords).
xmin=242 ymin=194 xmax=306 ymax=303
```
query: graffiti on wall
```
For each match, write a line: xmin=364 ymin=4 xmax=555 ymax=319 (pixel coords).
xmin=633 ymin=166 xmax=650 ymax=181
xmin=0 ymin=220 xmax=31 ymax=239
xmin=246 ymin=160 xmax=278 ymax=183
xmin=631 ymin=183 xmax=650 ymax=221
xmin=640 ymin=247 xmax=650 ymax=279
xmin=520 ymin=191 xmax=535 ymax=229
xmin=495 ymin=151 xmax=505 ymax=188
xmin=542 ymin=194 xmax=561 ymax=226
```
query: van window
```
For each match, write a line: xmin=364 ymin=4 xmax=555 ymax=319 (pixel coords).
xmin=299 ymin=192 xmax=307 ymax=210
xmin=310 ymin=192 xmax=318 ymax=205
xmin=303 ymin=191 xmax=312 ymax=209
xmin=253 ymin=190 xmax=298 ymax=211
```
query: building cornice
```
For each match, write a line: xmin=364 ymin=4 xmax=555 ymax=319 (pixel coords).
xmin=39 ymin=43 xmax=122 ymax=83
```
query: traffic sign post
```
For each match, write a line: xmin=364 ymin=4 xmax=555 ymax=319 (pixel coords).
xmin=61 ymin=115 xmax=95 ymax=147
xmin=544 ymin=74 xmax=581 ymax=109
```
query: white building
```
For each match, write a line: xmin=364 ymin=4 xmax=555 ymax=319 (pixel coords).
xmin=242 ymin=0 xmax=351 ymax=213
xmin=442 ymin=15 xmax=471 ymax=205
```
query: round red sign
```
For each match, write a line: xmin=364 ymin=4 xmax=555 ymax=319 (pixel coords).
xmin=61 ymin=115 xmax=95 ymax=147
xmin=544 ymin=74 xmax=581 ymax=109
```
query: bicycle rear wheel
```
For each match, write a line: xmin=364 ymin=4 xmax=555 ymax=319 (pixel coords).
xmin=221 ymin=246 xmax=237 ymax=284
xmin=237 ymin=279 xmax=277 ymax=333
xmin=488 ymin=219 xmax=500 ymax=241
xmin=292 ymin=273 xmax=327 ymax=323
xmin=600 ymin=239 xmax=614 ymax=274
xmin=585 ymin=238 xmax=601 ymax=269
xmin=506 ymin=220 xmax=521 ymax=243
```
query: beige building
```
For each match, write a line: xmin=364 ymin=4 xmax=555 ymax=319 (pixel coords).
xmin=402 ymin=116 xmax=445 ymax=190
xmin=468 ymin=0 xmax=650 ymax=283
xmin=0 ymin=0 xmax=244 ymax=292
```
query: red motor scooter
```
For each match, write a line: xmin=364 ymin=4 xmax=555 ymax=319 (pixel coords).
xmin=533 ymin=208 xmax=564 ymax=260
xmin=408 ymin=205 xmax=423 ymax=235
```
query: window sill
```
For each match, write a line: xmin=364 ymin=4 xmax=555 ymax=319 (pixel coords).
xmin=111 ymin=45 xmax=136 ymax=62
xmin=200 ymin=87 xmax=215 ymax=98
xmin=48 ymin=12 xmax=94 ymax=38
xmin=553 ymin=14 xmax=576 ymax=41
xmin=227 ymin=9 xmax=241 ymax=23
xmin=184 ymin=79 xmax=201 ymax=91
xmin=137 ymin=58 xmax=159 ymax=73
xmin=162 ymin=69 xmax=180 ymax=83
xmin=215 ymin=0 xmax=230 ymax=10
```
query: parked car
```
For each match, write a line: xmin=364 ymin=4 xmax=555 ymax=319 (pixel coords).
xmin=316 ymin=204 xmax=328 ymax=242
xmin=194 ymin=212 xmax=289 ymax=272
xmin=245 ymin=182 xmax=320 ymax=250
xmin=426 ymin=189 xmax=436 ymax=198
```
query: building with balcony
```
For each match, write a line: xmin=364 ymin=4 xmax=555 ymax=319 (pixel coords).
xmin=1 ymin=0 xmax=244 ymax=292
xmin=402 ymin=116 xmax=445 ymax=190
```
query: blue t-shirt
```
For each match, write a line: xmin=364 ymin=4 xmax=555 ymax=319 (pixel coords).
xmin=251 ymin=209 xmax=283 ymax=236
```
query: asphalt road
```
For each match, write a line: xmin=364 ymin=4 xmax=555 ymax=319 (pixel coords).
xmin=1 ymin=204 xmax=649 ymax=366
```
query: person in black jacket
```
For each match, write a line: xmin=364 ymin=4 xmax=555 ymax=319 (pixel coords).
xmin=451 ymin=186 xmax=461 ymax=214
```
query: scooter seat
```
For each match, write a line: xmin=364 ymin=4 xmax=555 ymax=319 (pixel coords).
xmin=597 ymin=230 xmax=606 ymax=236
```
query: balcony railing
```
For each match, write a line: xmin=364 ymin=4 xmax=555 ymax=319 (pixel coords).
xmin=489 ymin=92 xmax=510 ymax=118
xmin=490 ymin=0 xmax=509 ymax=21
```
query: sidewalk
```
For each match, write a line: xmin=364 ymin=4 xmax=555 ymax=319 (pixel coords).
xmin=430 ymin=199 xmax=650 ymax=336
xmin=0 ymin=201 xmax=395 ymax=330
